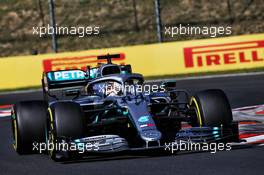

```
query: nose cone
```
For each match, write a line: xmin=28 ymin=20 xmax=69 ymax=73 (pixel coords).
xmin=140 ymin=130 xmax=162 ymax=142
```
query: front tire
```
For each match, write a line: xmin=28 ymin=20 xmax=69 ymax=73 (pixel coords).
xmin=11 ymin=101 xmax=47 ymax=154
xmin=47 ymin=102 xmax=85 ymax=161
xmin=190 ymin=89 xmax=233 ymax=127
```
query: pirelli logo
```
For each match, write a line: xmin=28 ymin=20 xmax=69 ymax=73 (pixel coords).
xmin=43 ymin=53 xmax=126 ymax=72
xmin=184 ymin=40 xmax=264 ymax=68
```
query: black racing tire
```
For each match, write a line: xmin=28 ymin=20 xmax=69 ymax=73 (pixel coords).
xmin=190 ymin=89 xmax=233 ymax=127
xmin=47 ymin=101 xmax=85 ymax=161
xmin=11 ymin=101 xmax=48 ymax=154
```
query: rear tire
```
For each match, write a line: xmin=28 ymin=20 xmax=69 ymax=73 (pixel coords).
xmin=11 ymin=101 xmax=47 ymax=154
xmin=190 ymin=89 xmax=233 ymax=127
xmin=47 ymin=102 xmax=85 ymax=161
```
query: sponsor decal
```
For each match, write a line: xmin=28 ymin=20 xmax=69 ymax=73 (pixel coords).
xmin=43 ymin=53 xmax=126 ymax=72
xmin=184 ymin=40 xmax=264 ymax=68
xmin=140 ymin=123 xmax=154 ymax=128
xmin=47 ymin=70 xmax=86 ymax=81
xmin=138 ymin=115 xmax=150 ymax=123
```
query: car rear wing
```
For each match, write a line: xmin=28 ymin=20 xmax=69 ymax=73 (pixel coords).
xmin=42 ymin=69 xmax=88 ymax=90
xmin=42 ymin=69 xmax=90 ymax=101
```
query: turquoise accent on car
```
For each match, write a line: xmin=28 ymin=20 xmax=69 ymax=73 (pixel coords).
xmin=11 ymin=113 xmax=16 ymax=119
xmin=212 ymin=131 xmax=219 ymax=135
xmin=123 ymin=111 xmax=129 ymax=115
xmin=213 ymin=127 xmax=219 ymax=130
xmin=89 ymin=69 xmax=96 ymax=79
xmin=138 ymin=115 xmax=150 ymax=123
xmin=74 ymin=139 xmax=81 ymax=143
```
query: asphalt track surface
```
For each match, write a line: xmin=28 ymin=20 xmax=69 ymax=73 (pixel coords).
xmin=0 ymin=74 xmax=264 ymax=175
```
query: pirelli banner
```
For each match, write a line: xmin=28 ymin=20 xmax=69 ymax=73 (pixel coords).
xmin=0 ymin=33 xmax=264 ymax=90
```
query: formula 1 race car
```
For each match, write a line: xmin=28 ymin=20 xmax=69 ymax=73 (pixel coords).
xmin=11 ymin=54 xmax=239 ymax=161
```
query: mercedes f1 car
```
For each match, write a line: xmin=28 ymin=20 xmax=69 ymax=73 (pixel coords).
xmin=11 ymin=54 xmax=239 ymax=161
